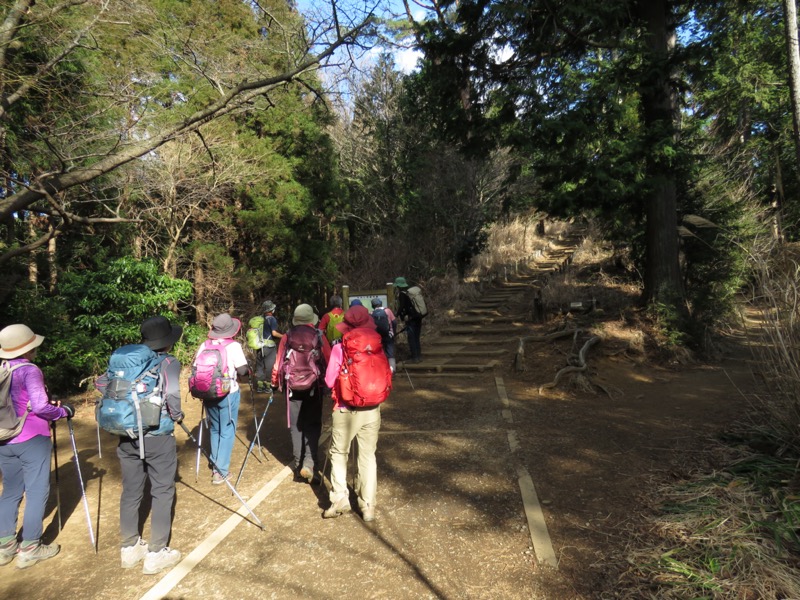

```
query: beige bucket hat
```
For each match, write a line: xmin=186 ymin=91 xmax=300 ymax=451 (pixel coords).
xmin=0 ymin=324 xmax=45 ymax=359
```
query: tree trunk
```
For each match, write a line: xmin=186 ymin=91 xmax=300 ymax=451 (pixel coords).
xmin=48 ymin=235 xmax=57 ymax=293
xmin=773 ymin=150 xmax=785 ymax=241
xmin=783 ymin=0 xmax=800 ymax=177
xmin=194 ymin=257 xmax=207 ymax=326
xmin=27 ymin=217 xmax=37 ymax=286
xmin=636 ymin=0 xmax=685 ymax=312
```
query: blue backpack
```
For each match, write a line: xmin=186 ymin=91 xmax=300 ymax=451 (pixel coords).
xmin=96 ymin=344 xmax=167 ymax=457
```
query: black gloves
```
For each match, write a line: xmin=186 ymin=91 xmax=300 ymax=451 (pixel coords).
xmin=61 ymin=404 xmax=75 ymax=419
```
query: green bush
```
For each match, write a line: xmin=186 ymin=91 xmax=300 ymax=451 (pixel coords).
xmin=4 ymin=258 xmax=194 ymax=391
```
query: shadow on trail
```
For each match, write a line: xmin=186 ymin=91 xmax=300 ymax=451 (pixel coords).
xmin=175 ymin=478 xmax=263 ymax=530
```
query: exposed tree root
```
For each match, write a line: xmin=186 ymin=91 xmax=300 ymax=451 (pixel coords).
xmin=538 ymin=335 xmax=601 ymax=394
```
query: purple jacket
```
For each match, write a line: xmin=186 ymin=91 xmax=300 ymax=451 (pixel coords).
xmin=6 ymin=358 xmax=68 ymax=444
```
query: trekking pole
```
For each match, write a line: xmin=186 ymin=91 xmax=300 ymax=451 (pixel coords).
xmin=66 ymin=418 xmax=97 ymax=552
xmin=403 ymin=363 xmax=415 ymax=391
xmin=50 ymin=422 xmax=62 ymax=533
xmin=95 ymin=419 xmax=102 ymax=459
xmin=248 ymin=373 xmax=264 ymax=457
xmin=235 ymin=391 xmax=273 ymax=489
xmin=178 ymin=421 xmax=264 ymax=530
xmin=195 ymin=404 xmax=205 ymax=483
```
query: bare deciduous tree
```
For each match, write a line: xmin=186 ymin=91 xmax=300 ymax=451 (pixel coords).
xmin=0 ymin=0 xmax=377 ymax=266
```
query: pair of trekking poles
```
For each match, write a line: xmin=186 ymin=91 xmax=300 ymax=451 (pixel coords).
xmin=51 ymin=418 xmax=96 ymax=552
xmin=189 ymin=383 xmax=273 ymax=530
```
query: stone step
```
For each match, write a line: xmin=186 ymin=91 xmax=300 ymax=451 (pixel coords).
xmin=441 ymin=325 xmax=529 ymax=335
xmin=423 ymin=348 xmax=508 ymax=357
xmin=450 ymin=315 xmax=518 ymax=325
xmin=399 ymin=360 xmax=500 ymax=373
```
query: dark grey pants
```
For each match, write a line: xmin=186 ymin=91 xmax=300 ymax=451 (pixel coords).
xmin=287 ymin=388 xmax=323 ymax=472
xmin=117 ymin=435 xmax=177 ymax=552
xmin=0 ymin=435 xmax=52 ymax=543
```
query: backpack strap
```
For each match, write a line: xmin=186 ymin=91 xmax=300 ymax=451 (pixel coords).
xmin=2 ymin=360 xmax=34 ymax=416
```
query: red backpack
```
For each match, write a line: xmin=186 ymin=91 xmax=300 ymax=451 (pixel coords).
xmin=281 ymin=326 xmax=323 ymax=392
xmin=338 ymin=328 xmax=392 ymax=407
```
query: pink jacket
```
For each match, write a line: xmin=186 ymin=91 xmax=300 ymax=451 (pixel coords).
xmin=324 ymin=343 xmax=346 ymax=410
xmin=6 ymin=358 xmax=68 ymax=444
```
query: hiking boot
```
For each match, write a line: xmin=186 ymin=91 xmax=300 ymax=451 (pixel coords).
xmin=256 ymin=382 xmax=267 ymax=393
xmin=120 ymin=538 xmax=148 ymax=569
xmin=212 ymin=472 xmax=228 ymax=485
xmin=0 ymin=538 xmax=18 ymax=566
xmin=142 ymin=547 xmax=181 ymax=575
xmin=361 ymin=506 xmax=376 ymax=523
xmin=322 ymin=496 xmax=351 ymax=519
xmin=298 ymin=466 xmax=314 ymax=483
xmin=16 ymin=542 xmax=59 ymax=569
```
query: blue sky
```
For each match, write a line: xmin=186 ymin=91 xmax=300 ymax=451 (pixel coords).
xmin=296 ymin=0 xmax=425 ymax=73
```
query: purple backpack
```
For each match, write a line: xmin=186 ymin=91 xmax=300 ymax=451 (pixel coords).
xmin=281 ymin=326 xmax=323 ymax=392
xmin=189 ymin=339 xmax=233 ymax=402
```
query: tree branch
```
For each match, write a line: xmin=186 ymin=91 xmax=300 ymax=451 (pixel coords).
xmin=0 ymin=15 xmax=374 ymax=224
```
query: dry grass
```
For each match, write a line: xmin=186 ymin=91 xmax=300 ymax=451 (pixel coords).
xmin=747 ymin=244 xmax=800 ymax=453
xmin=467 ymin=213 xmax=560 ymax=281
xmin=618 ymin=445 xmax=800 ymax=600
xmin=541 ymin=232 xmax=640 ymax=316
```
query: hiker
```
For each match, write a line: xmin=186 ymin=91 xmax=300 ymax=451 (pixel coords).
xmin=99 ymin=316 xmax=185 ymax=575
xmin=322 ymin=305 xmax=392 ymax=522
xmin=0 ymin=324 xmax=74 ymax=569
xmin=272 ymin=304 xmax=331 ymax=483
xmin=394 ymin=277 xmax=426 ymax=363
xmin=251 ymin=301 xmax=283 ymax=393
xmin=318 ymin=294 xmax=345 ymax=345
xmin=371 ymin=298 xmax=397 ymax=374
xmin=196 ymin=313 xmax=250 ymax=484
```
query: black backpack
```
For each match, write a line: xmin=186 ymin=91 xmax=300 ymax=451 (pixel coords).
xmin=372 ymin=308 xmax=391 ymax=339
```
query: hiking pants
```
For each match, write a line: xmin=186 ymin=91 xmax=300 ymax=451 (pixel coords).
xmin=117 ymin=435 xmax=177 ymax=552
xmin=329 ymin=405 xmax=381 ymax=510
xmin=0 ymin=435 xmax=52 ymax=543
xmin=405 ymin=318 xmax=422 ymax=360
xmin=255 ymin=346 xmax=277 ymax=386
xmin=206 ymin=390 xmax=241 ymax=477
xmin=287 ymin=388 xmax=322 ymax=472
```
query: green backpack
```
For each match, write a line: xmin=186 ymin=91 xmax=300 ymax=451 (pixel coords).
xmin=246 ymin=316 xmax=265 ymax=350
xmin=325 ymin=311 xmax=345 ymax=343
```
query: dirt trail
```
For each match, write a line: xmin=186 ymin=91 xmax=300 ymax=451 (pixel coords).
xmin=0 ymin=237 xmax=757 ymax=599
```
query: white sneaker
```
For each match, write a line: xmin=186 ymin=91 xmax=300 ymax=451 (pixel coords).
xmin=142 ymin=547 xmax=181 ymax=575
xmin=120 ymin=538 xmax=148 ymax=568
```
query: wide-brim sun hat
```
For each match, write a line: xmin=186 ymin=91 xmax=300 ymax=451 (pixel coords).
xmin=0 ymin=324 xmax=44 ymax=359
xmin=336 ymin=305 xmax=377 ymax=334
xmin=262 ymin=300 xmax=276 ymax=313
xmin=140 ymin=316 xmax=183 ymax=350
xmin=209 ymin=313 xmax=242 ymax=339
xmin=292 ymin=303 xmax=319 ymax=326
xmin=394 ymin=276 xmax=409 ymax=288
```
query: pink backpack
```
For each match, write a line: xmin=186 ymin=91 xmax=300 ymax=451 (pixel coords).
xmin=280 ymin=326 xmax=323 ymax=392
xmin=189 ymin=339 xmax=233 ymax=402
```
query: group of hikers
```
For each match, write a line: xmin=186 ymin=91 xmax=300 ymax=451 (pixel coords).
xmin=0 ymin=277 xmax=427 ymax=576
